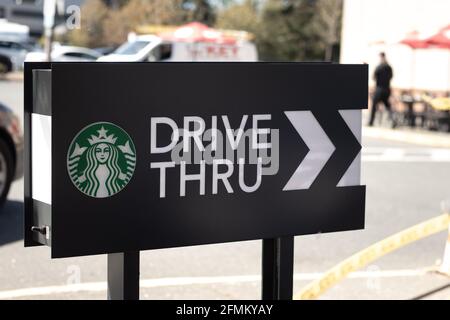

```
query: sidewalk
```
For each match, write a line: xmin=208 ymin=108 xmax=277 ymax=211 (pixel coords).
xmin=363 ymin=126 xmax=450 ymax=148
xmin=0 ymin=270 xmax=448 ymax=299
xmin=362 ymin=109 xmax=450 ymax=148
xmin=0 ymin=72 xmax=24 ymax=82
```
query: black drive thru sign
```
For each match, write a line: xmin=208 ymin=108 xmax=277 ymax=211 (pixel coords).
xmin=25 ymin=62 xmax=368 ymax=258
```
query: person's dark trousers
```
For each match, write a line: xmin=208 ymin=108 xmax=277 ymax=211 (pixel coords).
xmin=368 ymin=87 xmax=392 ymax=126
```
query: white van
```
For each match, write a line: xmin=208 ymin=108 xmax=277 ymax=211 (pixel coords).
xmin=98 ymin=34 xmax=258 ymax=62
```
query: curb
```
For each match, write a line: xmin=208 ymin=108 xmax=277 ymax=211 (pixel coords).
xmin=363 ymin=126 xmax=450 ymax=148
xmin=0 ymin=72 xmax=24 ymax=82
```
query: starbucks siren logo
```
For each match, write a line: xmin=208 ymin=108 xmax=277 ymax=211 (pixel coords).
xmin=67 ymin=122 xmax=136 ymax=198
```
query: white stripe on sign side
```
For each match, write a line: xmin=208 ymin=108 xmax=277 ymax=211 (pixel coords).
xmin=31 ymin=114 xmax=52 ymax=205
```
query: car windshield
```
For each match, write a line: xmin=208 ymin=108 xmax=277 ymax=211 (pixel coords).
xmin=114 ymin=40 xmax=151 ymax=55
xmin=19 ymin=42 xmax=37 ymax=51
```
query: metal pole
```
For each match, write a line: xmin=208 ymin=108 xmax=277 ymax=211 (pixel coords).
xmin=262 ymin=238 xmax=277 ymax=299
xmin=277 ymin=236 xmax=294 ymax=299
xmin=44 ymin=27 xmax=54 ymax=62
xmin=107 ymin=251 xmax=140 ymax=300
xmin=262 ymin=237 xmax=294 ymax=300
xmin=43 ymin=0 xmax=57 ymax=62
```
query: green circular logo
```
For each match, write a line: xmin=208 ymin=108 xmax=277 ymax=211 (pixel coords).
xmin=67 ymin=122 xmax=136 ymax=198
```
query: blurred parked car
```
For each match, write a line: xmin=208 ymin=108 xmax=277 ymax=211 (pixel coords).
xmin=98 ymin=23 xmax=258 ymax=62
xmin=0 ymin=102 xmax=23 ymax=206
xmin=93 ymin=46 xmax=117 ymax=56
xmin=26 ymin=45 xmax=102 ymax=63
xmin=0 ymin=39 xmax=36 ymax=74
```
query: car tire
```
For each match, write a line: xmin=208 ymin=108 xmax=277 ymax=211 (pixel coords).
xmin=0 ymin=56 xmax=12 ymax=74
xmin=0 ymin=138 xmax=14 ymax=207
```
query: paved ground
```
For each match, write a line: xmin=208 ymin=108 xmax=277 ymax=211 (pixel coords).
xmin=0 ymin=78 xmax=449 ymax=300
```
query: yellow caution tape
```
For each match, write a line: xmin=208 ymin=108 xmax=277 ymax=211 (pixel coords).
xmin=294 ymin=213 xmax=450 ymax=300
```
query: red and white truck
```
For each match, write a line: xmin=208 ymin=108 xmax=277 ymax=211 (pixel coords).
xmin=98 ymin=22 xmax=258 ymax=62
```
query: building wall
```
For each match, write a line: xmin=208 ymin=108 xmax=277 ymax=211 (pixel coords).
xmin=0 ymin=0 xmax=84 ymax=37
xmin=341 ymin=0 xmax=450 ymax=92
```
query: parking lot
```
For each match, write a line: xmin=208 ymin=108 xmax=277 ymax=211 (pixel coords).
xmin=0 ymin=78 xmax=450 ymax=299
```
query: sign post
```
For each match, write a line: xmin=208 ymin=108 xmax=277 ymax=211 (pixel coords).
xmin=262 ymin=237 xmax=294 ymax=300
xmin=107 ymin=251 xmax=140 ymax=300
xmin=24 ymin=62 xmax=367 ymax=300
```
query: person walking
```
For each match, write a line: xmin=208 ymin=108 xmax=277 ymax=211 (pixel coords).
xmin=368 ymin=52 xmax=394 ymax=126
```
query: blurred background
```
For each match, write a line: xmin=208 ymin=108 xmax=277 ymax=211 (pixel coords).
xmin=0 ymin=0 xmax=450 ymax=300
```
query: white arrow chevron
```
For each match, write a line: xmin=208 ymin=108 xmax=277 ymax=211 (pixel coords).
xmin=283 ymin=111 xmax=335 ymax=190
xmin=337 ymin=110 xmax=362 ymax=187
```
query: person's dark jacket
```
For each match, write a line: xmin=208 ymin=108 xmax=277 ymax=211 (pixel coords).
xmin=374 ymin=63 xmax=393 ymax=90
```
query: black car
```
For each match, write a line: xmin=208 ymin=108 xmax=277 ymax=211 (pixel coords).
xmin=0 ymin=101 xmax=23 ymax=205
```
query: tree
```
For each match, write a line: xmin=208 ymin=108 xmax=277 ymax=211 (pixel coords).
xmin=68 ymin=0 xmax=219 ymax=47
xmin=257 ymin=0 xmax=322 ymax=61
xmin=215 ymin=0 xmax=260 ymax=34
xmin=102 ymin=0 xmax=186 ymax=45
xmin=314 ymin=0 xmax=343 ymax=61
xmin=102 ymin=0 xmax=130 ymax=8
xmin=68 ymin=0 xmax=109 ymax=47
xmin=215 ymin=0 xmax=344 ymax=62
xmin=66 ymin=0 xmax=343 ymax=61
xmin=183 ymin=0 xmax=216 ymax=26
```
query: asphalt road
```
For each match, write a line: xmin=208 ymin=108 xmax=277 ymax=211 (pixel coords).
xmin=0 ymin=79 xmax=449 ymax=300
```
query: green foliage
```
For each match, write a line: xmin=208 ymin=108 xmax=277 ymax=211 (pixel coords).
xmin=101 ymin=0 xmax=187 ymax=46
xmin=67 ymin=0 xmax=343 ymax=61
xmin=216 ymin=0 xmax=343 ymax=61
xmin=313 ymin=0 xmax=343 ymax=61
xmin=67 ymin=0 xmax=218 ymax=47
xmin=68 ymin=0 xmax=110 ymax=48
xmin=215 ymin=0 xmax=259 ymax=34
xmin=183 ymin=0 xmax=216 ymax=26
xmin=257 ymin=0 xmax=323 ymax=61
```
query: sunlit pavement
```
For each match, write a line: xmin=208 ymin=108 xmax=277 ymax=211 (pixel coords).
xmin=1 ymin=79 xmax=449 ymax=300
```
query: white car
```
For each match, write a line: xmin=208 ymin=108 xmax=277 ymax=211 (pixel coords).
xmin=98 ymin=35 xmax=163 ymax=62
xmin=0 ymin=39 xmax=35 ymax=73
xmin=26 ymin=46 xmax=102 ymax=62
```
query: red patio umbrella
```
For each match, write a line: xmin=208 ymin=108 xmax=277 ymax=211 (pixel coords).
xmin=425 ymin=25 xmax=450 ymax=91
xmin=426 ymin=24 xmax=450 ymax=49
xmin=400 ymin=30 xmax=430 ymax=49
xmin=399 ymin=31 xmax=430 ymax=90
